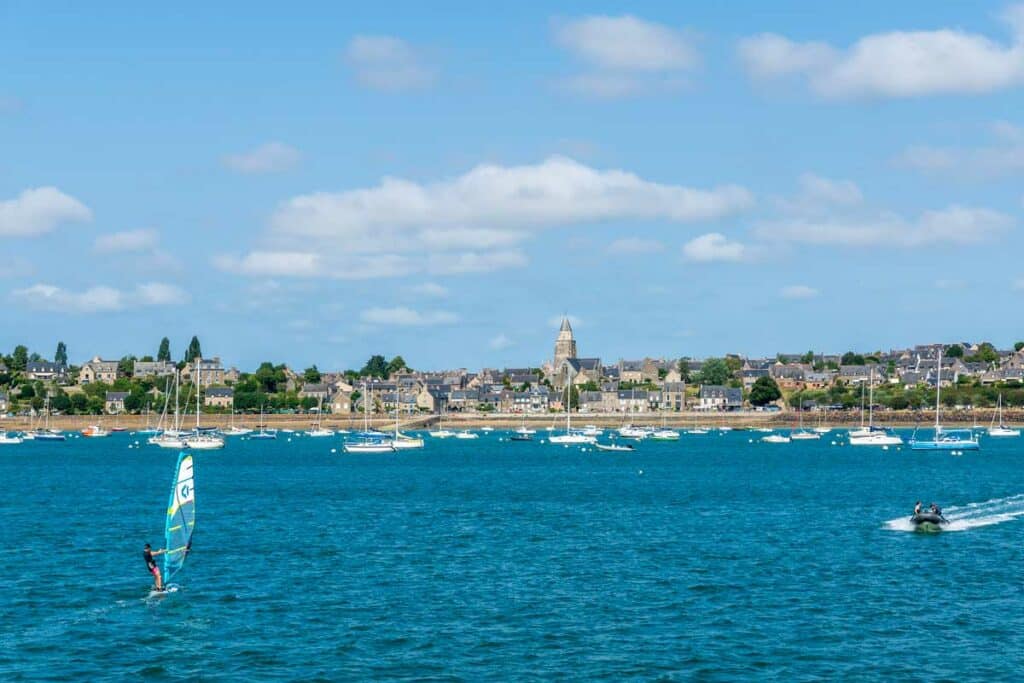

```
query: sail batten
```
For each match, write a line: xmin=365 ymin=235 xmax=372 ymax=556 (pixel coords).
xmin=163 ymin=453 xmax=195 ymax=583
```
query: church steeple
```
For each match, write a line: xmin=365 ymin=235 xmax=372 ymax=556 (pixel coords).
xmin=553 ymin=316 xmax=577 ymax=369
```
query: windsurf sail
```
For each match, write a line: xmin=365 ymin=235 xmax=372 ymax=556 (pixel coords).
xmin=163 ymin=452 xmax=195 ymax=583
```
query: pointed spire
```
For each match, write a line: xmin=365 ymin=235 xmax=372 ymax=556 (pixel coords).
xmin=559 ymin=316 xmax=572 ymax=333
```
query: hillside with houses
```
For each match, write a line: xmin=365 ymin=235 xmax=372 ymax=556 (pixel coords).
xmin=2 ymin=326 xmax=1024 ymax=420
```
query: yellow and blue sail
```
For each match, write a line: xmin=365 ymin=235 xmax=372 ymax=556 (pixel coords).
xmin=163 ymin=453 xmax=195 ymax=582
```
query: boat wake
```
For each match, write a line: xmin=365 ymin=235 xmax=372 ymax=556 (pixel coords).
xmin=884 ymin=493 xmax=1024 ymax=532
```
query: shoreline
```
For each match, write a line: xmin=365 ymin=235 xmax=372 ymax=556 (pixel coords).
xmin=2 ymin=410 xmax=1015 ymax=431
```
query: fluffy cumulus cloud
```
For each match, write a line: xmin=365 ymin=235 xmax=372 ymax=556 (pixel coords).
xmin=222 ymin=142 xmax=301 ymax=174
xmin=93 ymin=228 xmax=159 ymax=253
xmin=345 ymin=35 xmax=437 ymax=92
xmin=682 ymin=233 xmax=748 ymax=262
xmin=0 ymin=187 xmax=91 ymax=237
xmin=554 ymin=15 xmax=698 ymax=97
xmin=359 ymin=306 xmax=458 ymax=326
xmin=780 ymin=285 xmax=819 ymax=299
xmin=756 ymin=173 xmax=1012 ymax=247
xmin=10 ymin=282 xmax=188 ymax=313
xmin=217 ymin=156 xmax=752 ymax=279
xmin=738 ymin=6 xmax=1024 ymax=99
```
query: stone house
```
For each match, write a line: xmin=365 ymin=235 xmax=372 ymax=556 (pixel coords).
xmin=204 ymin=387 xmax=234 ymax=408
xmin=661 ymin=382 xmax=688 ymax=411
xmin=132 ymin=360 xmax=176 ymax=379
xmin=105 ymin=391 xmax=129 ymax=414
xmin=79 ymin=357 xmax=120 ymax=384
xmin=25 ymin=361 xmax=69 ymax=383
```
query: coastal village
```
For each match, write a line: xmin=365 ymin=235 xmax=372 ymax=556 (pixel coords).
xmin=2 ymin=319 xmax=1024 ymax=424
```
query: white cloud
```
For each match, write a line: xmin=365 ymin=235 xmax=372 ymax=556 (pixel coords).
xmin=270 ymin=156 xmax=750 ymax=241
xmin=10 ymin=282 xmax=188 ymax=313
xmin=222 ymin=142 xmax=301 ymax=174
xmin=796 ymin=173 xmax=863 ymax=206
xmin=359 ymin=306 xmax=458 ymax=326
xmin=223 ymin=156 xmax=750 ymax=279
xmin=682 ymin=233 xmax=748 ymax=262
xmin=756 ymin=205 xmax=1011 ymax=247
xmin=607 ymin=237 xmax=663 ymax=254
xmin=0 ymin=187 xmax=91 ymax=237
xmin=780 ymin=285 xmax=819 ymax=299
xmin=214 ymin=251 xmax=323 ymax=277
xmin=895 ymin=123 xmax=1024 ymax=177
xmin=345 ymin=35 xmax=436 ymax=92
xmin=135 ymin=282 xmax=189 ymax=306
xmin=489 ymin=333 xmax=514 ymax=350
xmin=554 ymin=15 xmax=698 ymax=97
xmin=738 ymin=9 xmax=1024 ymax=99
xmin=411 ymin=282 xmax=449 ymax=298
xmin=93 ymin=228 xmax=159 ymax=253
xmin=1014 ymin=277 xmax=1024 ymax=290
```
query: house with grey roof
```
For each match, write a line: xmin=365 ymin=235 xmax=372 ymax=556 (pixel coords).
xmin=25 ymin=361 xmax=69 ymax=383
xmin=104 ymin=391 xmax=129 ymax=414
xmin=0 ymin=391 xmax=8 ymax=413
xmin=133 ymin=360 xmax=176 ymax=379
xmin=204 ymin=387 xmax=234 ymax=408
xmin=698 ymin=385 xmax=743 ymax=411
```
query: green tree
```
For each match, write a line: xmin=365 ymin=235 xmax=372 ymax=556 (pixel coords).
xmin=18 ymin=384 xmax=35 ymax=399
xmin=55 ymin=341 xmax=67 ymax=365
xmin=699 ymin=358 xmax=732 ymax=386
xmin=801 ymin=350 xmax=815 ymax=365
xmin=945 ymin=344 xmax=964 ymax=358
xmin=119 ymin=355 xmax=137 ymax=377
xmin=69 ymin=393 xmax=89 ymax=413
xmin=386 ymin=355 xmax=408 ymax=377
xmin=841 ymin=351 xmax=865 ymax=365
xmin=29 ymin=352 xmax=42 ymax=362
xmin=1015 ymin=341 xmax=1024 ymax=352
xmin=184 ymin=336 xmax=202 ymax=363
xmin=51 ymin=393 xmax=71 ymax=413
xmin=158 ymin=337 xmax=171 ymax=362
xmin=303 ymin=365 xmax=322 ymax=383
xmin=361 ymin=355 xmax=388 ymax=378
xmin=11 ymin=345 xmax=28 ymax=371
xmin=676 ymin=359 xmax=691 ymax=383
xmin=966 ymin=342 xmax=999 ymax=364
xmin=749 ymin=376 xmax=782 ymax=406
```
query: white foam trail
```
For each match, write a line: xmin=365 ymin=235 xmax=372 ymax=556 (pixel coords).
xmin=884 ymin=493 xmax=1024 ymax=532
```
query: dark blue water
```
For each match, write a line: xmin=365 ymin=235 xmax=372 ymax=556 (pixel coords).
xmin=4 ymin=430 xmax=1024 ymax=680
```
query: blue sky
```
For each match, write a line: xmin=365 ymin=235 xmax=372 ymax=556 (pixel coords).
xmin=2 ymin=2 xmax=1024 ymax=371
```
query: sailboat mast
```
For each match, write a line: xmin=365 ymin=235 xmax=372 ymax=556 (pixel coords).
xmin=195 ymin=359 xmax=200 ymax=430
xmin=868 ymin=367 xmax=874 ymax=428
xmin=935 ymin=348 xmax=942 ymax=431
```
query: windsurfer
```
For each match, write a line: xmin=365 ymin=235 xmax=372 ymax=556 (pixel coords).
xmin=144 ymin=543 xmax=167 ymax=591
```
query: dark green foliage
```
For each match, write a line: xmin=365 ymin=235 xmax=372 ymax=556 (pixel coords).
xmin=157 ymin=337 xmax=171 ymax=362
xmin=749 ymin=376 xmax=782 ymax=406
xmin=55 ymin=342 xmax=68 ymax=365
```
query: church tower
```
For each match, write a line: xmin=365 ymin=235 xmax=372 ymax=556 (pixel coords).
xmin=553 ymin=316 xmax=577 ymax=368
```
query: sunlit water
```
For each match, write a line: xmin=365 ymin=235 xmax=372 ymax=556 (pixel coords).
xmin=4 ymin=430 xmax=1024 ymax=680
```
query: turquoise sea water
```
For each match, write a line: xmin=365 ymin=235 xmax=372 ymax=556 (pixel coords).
xmin=4 ymin=430 xmax=1024 ymax=680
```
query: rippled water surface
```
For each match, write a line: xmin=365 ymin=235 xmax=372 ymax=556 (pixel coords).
xmin=4 ymin=430 xmax=1024 ymax=680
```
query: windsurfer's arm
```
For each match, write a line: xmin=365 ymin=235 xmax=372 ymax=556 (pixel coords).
xmin=152 ymin=548 xmax=167 ymax=556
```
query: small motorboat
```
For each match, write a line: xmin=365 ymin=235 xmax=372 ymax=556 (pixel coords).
xmin=594 ymin=442 xmax=634 ymax=452
xmin=910 ymin=512 xmax=948 ymax=532
xmin=762 ymin=434 xmax=791 ymax=444
xmin=509 ymin=433 xmax=533 ymax=442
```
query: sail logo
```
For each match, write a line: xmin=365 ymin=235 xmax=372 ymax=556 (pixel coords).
xmin=179 ymin=483 xmax=193 ymax=501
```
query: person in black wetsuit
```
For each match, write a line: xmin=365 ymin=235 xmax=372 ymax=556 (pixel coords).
xmin=143 ymin=543 xmax=167 ymax=591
